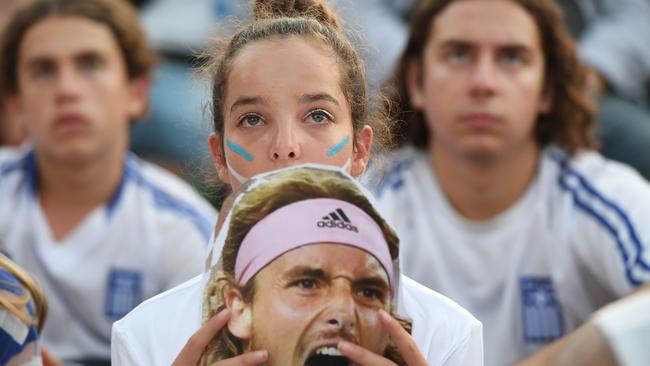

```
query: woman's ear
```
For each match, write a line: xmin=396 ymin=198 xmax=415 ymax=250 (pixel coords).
xmin=209 ymin=132 xmax=231 ymax=184
xmin=350 ymin=125 xmax=373 ymax=177
xmin=224 ymin=287 xmax=252 ymax=339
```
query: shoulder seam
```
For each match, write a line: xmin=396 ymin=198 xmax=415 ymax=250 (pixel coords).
xmin=129 ymin=161 xmax=213 ymax=241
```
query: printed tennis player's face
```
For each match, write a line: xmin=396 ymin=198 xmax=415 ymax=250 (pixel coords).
xmin=209 ymin=37 xmax=372 ymax=189
xmin=227 ymin=243 xmax=391 ymax=366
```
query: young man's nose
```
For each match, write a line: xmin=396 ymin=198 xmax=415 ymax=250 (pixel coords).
xmin=55 ymin=66 xmax=82 ymax=102
xmin=468 ymin=54 xmax=499 ymax=98
xmin=323 ymin=286 xmax=357 ymax=333
xmin=269 ymin=122 xmax=301 ymax=161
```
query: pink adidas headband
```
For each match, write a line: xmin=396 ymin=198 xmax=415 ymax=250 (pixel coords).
xmin=234 ymin=198 xmax=396 ymax=298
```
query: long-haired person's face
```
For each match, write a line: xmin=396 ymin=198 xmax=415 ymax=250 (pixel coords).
xmin=210 ymin=37 xmax=372 ymax=189
xmin=228 ymin=243 xmax=390 ymax=366
xmin=12 ymin=16 xmax=146 ymax=164
xmin=408 ymin=0 xmax=551 ymax=161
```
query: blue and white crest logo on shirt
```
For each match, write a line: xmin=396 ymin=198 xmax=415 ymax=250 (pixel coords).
xmin=105 ymin=269 xmax=142 ymax=320
xmin=520 ymin=276 xmax=565 ymax=343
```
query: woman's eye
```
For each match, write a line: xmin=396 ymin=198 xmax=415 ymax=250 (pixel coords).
xmin=239 ymin=114 xmax=264 ymax=127
xmin=306 ymin=109 xmax=334 ymax=125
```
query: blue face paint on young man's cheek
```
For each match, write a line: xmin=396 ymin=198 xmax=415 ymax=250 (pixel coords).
xmin=227 ymin=139 xmax=254 ymax=161
xmin=326 ymin=135 xmax=350 ymax=157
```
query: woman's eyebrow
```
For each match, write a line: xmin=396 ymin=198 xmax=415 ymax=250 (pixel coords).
xmin=230 ymin=96 xmax=268 ymax=115
xmin=298 ymin=93 xmax=339 ymax=106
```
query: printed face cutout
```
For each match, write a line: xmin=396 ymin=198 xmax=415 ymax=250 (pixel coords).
xmin=228 ymin=243 xmax=390 ymax=366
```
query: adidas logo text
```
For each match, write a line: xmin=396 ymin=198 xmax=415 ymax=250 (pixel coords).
xmin=316 ymin=208 xmax=359 ymax=233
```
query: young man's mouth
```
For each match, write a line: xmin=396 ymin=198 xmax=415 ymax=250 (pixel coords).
xmin=304 ymin=346 xmax=350 ymax=366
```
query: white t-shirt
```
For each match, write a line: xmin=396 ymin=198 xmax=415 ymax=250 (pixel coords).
xmin=112 ymin=272 xmax=483 ymax=366
xmin=593 ymin=290 xmax=650 ymax=366
xmin=0 ymin=146 xmax=217 ymax=360
xmin=372 ymin=146 xmax=650 ymax=366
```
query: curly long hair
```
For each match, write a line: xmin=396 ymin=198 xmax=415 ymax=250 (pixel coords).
xmin=0 ymin=255 xmax=47 ymax=333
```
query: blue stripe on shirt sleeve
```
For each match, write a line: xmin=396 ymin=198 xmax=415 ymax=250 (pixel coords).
xmin=128 ymin=163 xmax=213 ymax=241
xmin=554 ymin=157 xmax=650 ymax=287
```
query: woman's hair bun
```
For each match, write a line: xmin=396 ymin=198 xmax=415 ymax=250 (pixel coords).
xmin=253 ymin=0 xmax=341 ymax=29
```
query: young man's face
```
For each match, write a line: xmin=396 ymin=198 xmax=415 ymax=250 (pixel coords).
xmin=12 ymin=16 xmax=146 ymax=164
xmin=210 ymin=37 xmax=372 ymax=189
xmin=408 ymin=0 xmax=551 ymax=162
xmin=230 ymin=243 xmax=391 ymax=366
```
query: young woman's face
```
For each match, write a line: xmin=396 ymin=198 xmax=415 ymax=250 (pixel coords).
xmin=210 ymin=37 xmax=372 ymax=189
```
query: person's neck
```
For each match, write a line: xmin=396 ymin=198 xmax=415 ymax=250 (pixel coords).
xmin=431 ymin=141 xmax=540 ymax=221
xmin=36 ymin=149 xmax=124 ymax=240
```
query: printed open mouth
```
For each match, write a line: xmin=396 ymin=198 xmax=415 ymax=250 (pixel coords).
xmin=304 ymin=346 xmax=350 ymax=366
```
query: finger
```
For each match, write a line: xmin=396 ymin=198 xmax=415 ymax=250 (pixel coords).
xmin=41 ymin=347 xmax=64 ymax=366
xmin=173 ymin=309 xmax=231 ymax=365
xmin=212 ymin=350 xmax=268 ymax=366
xmin=379 ymin=309 xmax=428 ymax=365
xmin=338 ymin=340 xmax=396 ymax=366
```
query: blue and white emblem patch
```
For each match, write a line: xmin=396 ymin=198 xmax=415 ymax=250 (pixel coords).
xmin=105 ymin=268 xmax=142 ymax=320
xmin=520 ymin=276 xmax=564 ymax=343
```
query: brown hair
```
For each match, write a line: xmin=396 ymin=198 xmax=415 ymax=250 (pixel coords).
xmin=202 ymin=0 xmax=394 ymax=156
xmin=201 ymin=167 xmax=408 ymax=365
xmin=386 ymin=0 xmax=597 ymax=154
xmin=0 ymin=0 xmax=157 ymax=98
xmin=0 ymin=255 xmax=47 ymax=333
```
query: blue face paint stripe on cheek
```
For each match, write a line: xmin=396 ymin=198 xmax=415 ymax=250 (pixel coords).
xmin=326 ymin=135 xmax=350 ymax=157
xmin=226 ymin=139 xmax=254 ymax=162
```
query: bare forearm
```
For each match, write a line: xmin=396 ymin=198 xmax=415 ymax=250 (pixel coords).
xmin=515 ymin=285 xmax=650 ymax=366
xmin=514 ymin=322 xmax=616 ymax=366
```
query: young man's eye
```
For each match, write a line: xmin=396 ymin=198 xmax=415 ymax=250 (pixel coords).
xmin=306 ymin=109 xmax=334 ymax=125
xmin=500 ymin=49 xmax=525 ymax=66
xmin=291 ymin=278 xmax=319 ymax=289
xmin=32 ymin=64 xmax=55 ymax=79
xmin=80 ymin=57 xmax=101 ymax=72
xmin=358 ymin=288 xmax=386 ymax=302
xmin=238 ymin=113 xmax=265 ymax=128
xmin=448 ymin=47 xmax=471 ymax=64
